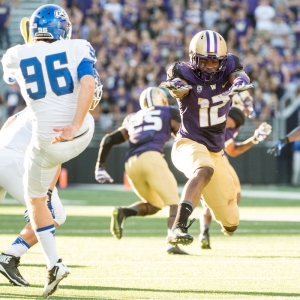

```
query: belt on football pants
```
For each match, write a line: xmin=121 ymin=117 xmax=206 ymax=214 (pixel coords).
xmin=61 ymin=128 xmax=89 ymax=142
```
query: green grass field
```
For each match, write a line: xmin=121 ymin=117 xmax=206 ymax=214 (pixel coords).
xmin=1 ymin=185 xmax=300 ymax=300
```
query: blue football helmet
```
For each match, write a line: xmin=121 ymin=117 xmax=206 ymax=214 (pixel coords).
xmin=90 ymin=69 xmax=103 ymax=110
xmin=29 ymin=4 xmax=72 ymax=40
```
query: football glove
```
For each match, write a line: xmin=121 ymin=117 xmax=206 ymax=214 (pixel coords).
xmin=95 ymin=167 xmax=114 ymax=183
xmin=267 ymin=137 xmax=289 ymax=157
xmin=253 ymin=122 xmax=272 ymax=142
xmin=159 ymin=79 xmax=192 ymax=98
xmin=222 ymin=76 xmax=253 ymax=96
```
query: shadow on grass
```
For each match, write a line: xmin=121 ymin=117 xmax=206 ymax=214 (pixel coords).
xmin=1 ymin=284 xmax=300 ymax=299
xmin=1 ymin=214 xmax=300 ymax=238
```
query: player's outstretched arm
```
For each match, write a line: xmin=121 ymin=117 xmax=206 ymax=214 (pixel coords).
xmin=268 ymin=125 xmax=300 ymax=156
xmin=159 ymin=78 xmax=192 ymax=99
xmin=95 ymin=128 xmax=128 ymax=183
xmin=226 ymin=122 xmax=272 ymax=157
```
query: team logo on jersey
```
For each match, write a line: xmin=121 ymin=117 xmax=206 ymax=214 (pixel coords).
xmin=210 ymin=84 xmax=216 ymax=90
xmin=197 ymin=85 xmax=203 ymax=94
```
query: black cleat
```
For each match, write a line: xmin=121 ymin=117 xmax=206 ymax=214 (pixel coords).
xmin=200 ymin=230 xmax=211 ymax=250
xmin=110 ymin=207 xmax=125 ymax=239
xmin=166 ymin=244 xmax=189 ymax=255
xmin=167 ymin=218 xmax=196 ymax=246
xmin=0 ymin=253 xmax=29 ymax=286
xmin=42 ymin=259 xmax=70 ymax=299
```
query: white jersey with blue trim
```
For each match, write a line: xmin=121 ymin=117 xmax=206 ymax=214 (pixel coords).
xmin=0 ymin=108 xmax=31 ymax=153
xmin=2 ymin=39 xmax=96 ymax=141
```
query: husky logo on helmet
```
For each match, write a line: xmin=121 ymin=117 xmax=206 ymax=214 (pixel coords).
xmin=189 ymin=30 xmax=227 ymax=84
xmin=139 ymin=87 xmax=169 ymax=109
xmin=30 ymin=4 xmax=72 ymax=41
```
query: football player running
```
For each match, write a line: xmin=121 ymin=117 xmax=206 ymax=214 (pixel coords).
xmin=199 ymin=91 xmax=272 ymax=249
xmin=95 ymin=87 xmax=188 ymax=255
xmin=2 ymin=4 xmax=97 ymax=297
xmin=159 ymin=30 xmax=254 ymax=246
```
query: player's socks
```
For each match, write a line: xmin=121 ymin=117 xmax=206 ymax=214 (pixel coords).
xmin=35 ymin=224 xmax=59 ymax=269
xmin=122 ymin=207 xmax=138 ymax=218
xmin=172 ymin=201 xmax=194 ymax=229
xmin=5 ymin=236 xmax=30 ymax=257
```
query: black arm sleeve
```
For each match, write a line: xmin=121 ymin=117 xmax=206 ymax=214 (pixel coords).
xmin=170 ymin=106 xmax=181 ymax=123
xmin=166 ymin=62 xmax=186 ymax=80
xmin=231 ymin=54 xmax=244 ymax=73
xmin=96 ymin=129 xmax=125 ymax=168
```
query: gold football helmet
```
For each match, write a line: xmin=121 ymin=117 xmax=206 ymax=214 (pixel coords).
xmin=139 ymin=87 xmax=169 ymax=109
xmin=189 ymin=30 xmax=227 ymax=84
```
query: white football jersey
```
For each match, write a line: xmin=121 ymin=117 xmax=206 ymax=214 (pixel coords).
xmin=2 ymin=39 xmax=96 ymax=141
xmin=0 ymin=108 xmax=31 ymax=153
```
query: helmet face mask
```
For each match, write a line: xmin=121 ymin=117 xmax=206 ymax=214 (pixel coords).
xmin=90 ymin=69 xmax=103 ymax=111
xmin=189 ymin=30 xmax=227 ymax=84
xmin=139 ymin=87 xmax=169 ymax=109
xmin=30 ymin=4 xmax=72 ymax=41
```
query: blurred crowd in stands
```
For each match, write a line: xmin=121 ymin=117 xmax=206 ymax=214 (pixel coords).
xmin=0 ymin=0 xmax=300 ymax=133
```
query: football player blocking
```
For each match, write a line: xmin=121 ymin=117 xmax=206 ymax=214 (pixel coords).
xmin=199 ymin=92 xmax=272 ymax=249
xmin=95 ymin=87 xmax=188 ymax=255
xmin=160 ymin=30 xmax=254 ymax=246
xmin=1 ymin=4 xmax=99 ymax=298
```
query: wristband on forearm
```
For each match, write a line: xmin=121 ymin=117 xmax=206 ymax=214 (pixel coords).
xmin=281 ymin=137 xmax=289 ymax=144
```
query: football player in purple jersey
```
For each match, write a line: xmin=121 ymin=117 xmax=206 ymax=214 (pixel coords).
xmin=159 ymin=30 xmax=254 ymax=246
xmin=199 ymin=91 xmax=272 ymax=249
xmin=95 ymin=87 xmax=188 ymax=255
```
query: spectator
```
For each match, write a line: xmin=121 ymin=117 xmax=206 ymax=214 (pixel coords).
xmin=103 ymin=0 xmax=123 ymax=25
xmin=0 ymin=0 xmax=10 ymax=49
xmin=202 ymin=1 xmax=219 ymax=30
xmin=254 ymin=0 xmax=276 ymax=40
xmin=233 ymin=7 xmax=254 ymax=46
xmin=270 ymin=15 xmax=291 ymax=55
xmin=3 ymin=83 xmax=24 ymax=117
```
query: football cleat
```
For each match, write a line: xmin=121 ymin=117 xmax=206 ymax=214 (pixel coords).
xmin=221 ymin=228 xmax=234 ymax=236
xmin=199 ymin=230 xmax=211 ymax=250
xmin=110 ymin=207 xmax=125 ymax=239
xmin=167 ymin=218 xmax=196 ymax=246
xmin=166 ymin=244 xmax=189 ymax=255
xmin=0 ymin=253 xmax=29 ymax=286
xmin=42 ymin=259 xmax=70 ymax=298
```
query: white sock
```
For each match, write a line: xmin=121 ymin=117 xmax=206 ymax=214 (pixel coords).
xmin=35 ymin=224 xmax=59 ymax=269
xmin=5 ymin=236 xmax=30 ymax=257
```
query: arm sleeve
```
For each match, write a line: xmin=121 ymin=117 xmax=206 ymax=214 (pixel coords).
xmin=96 ymin=130 xmax=126 ymax=167
xmin=231 ymin=54 xmax=243 ymax=72
xmin=2 ymin=49 xmax=17 ymax=84
xmin=77 ymin=59 xmax=94 ymax=80
xmin=170 ymin=106 xmax=181 ymax=123
xmin=166 ymin=62 xmax=186 ymax=80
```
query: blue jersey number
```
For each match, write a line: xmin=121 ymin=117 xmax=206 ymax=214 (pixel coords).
xmin=20 ymin=52 xmax=74 ymax=100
